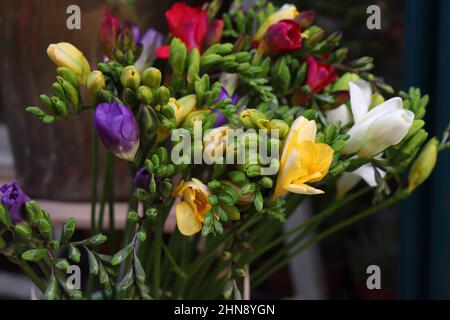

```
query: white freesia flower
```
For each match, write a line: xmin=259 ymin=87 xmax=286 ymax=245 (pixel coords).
xmin=336 ymin=163 xmax=386 ymax=198
xmin=342 ymin=81 xmax=414 ymax=157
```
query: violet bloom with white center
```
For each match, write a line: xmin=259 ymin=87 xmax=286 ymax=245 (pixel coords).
xmin=0 ymin=182 xmax=30 ymax=224
xmin=212 ymin=87 xmax=238 ymax=127
xmin=94 ymin=102 xmax=140 ymax=161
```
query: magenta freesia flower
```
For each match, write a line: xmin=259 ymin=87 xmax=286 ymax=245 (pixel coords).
xmin=212 ymin=87 xmax=238 ymax=127
xmin=94 ymin=102 xmax=140 ymax=161
xmin=0 ymin=182 xmax=30 ymax=224
xmin=259 ymin=19 xmax=302 ymax=55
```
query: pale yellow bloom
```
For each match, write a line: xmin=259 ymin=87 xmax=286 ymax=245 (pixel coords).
xmin=47 ymin=42 xmax=91 ymax=84
xmin=203 ymin=126 xmax=232 ymax=164
xmin=167 ymin=94 xmax=197 ymax=126
xmin=173 ymin=178 xmax=211 ymax=236
xmin=254 ymin=4 xmax=299 ymax=41
xmin=272 ymin=116 xmax=334 ymax=199
xmin=408 ymin=138 xmax=438 ymax=192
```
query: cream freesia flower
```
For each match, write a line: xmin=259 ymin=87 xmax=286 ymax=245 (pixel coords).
xmin=203 ymin=126 xmax=232 ymax=164
xmin=173 ymin=178 xmax=211 ymax=236
xmin=47 ymin=42 xmax=91 ymax=85
xmin=272 ymin=116 xmax=334 ymax=200
xmin=342 ymin=81 xmax=414 ymax=157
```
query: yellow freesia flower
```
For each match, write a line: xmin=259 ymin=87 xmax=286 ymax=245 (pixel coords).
xmin=173 ymin=178 xmax=212 ymax=236
xmin=47 ymin=42 xmax=91 ymax=85
xmin=272 ymin=116 xmax=334 ymax=200
xmin=168 ymin=94 xmax=197 ymax=126
xmin=254 ymin=4 xmax=299 ymax=41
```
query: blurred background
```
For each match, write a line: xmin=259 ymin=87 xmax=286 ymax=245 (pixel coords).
xmin=0 ymin=0 xmax=449 ymax=299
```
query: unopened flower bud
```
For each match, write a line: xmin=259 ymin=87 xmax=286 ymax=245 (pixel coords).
xmin=408 ymin=138 xmax=438 ymax=192
xmin=142 ymin=67 xmax=162 ymax=88
xmin=239 ymin=109 xmax=266 ymax=129
xmin=120 ymin=66 xmax=141 ymax=91
xmin=86 ymin=71 xmax=106 ymax=105
xmin=15 ymin=223 xmax=32 ymax=238
xmin=257 ymin=119 xmax=289 ymax=139
xmin=136 ymin=85 xmax=154 ymax=105
xmin=47 ymin=42 xmax=91 ymax=85
xmin=155 ymin=86 xmax=171 ymax=106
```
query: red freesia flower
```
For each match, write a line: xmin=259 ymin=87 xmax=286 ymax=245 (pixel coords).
xmin=259 ymin=19 xmax=302 ymax=55
xmin=156 ymin=2 xmax=223 ymax=59
xmin=305 ymin=56 xmax=337 ymax=93
xmin=100 ymin=7 xmax=121 ymax=59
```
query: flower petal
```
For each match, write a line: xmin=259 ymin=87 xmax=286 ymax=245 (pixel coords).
xmin=176 ymin=201 xmax=202 ymax=236
xmin=349 ymin=81 xmax=369 ymax=123
xmin=284 ymin=183 xmax=324 ymax=195
xmin=325 ymin=104 xmax=351 ymax=126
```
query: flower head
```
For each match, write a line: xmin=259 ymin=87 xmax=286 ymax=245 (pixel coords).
xmin=273 ymin=116 xmax=334 ymax=199
xmin=305 ymin=56 xmax=337 ymax=93
xmin=156 ymin=2 xmax=223 ymax=59
xmin=259 ymin=19 xmax=302 ymax=55
xmin=100 ymin=7 xmax=121 ymax=59
xmin=0 ymin=182 xmax=30 ymax=224
xmin=342 ymin=81 xmax=414 ymax=157
xmin=47 ymin=42 xmax=91 ymax=85
xmin=94 ymin=102 xmax=140 ymax=161
xmin=254 ymin=4 xmax=299 ymax=41
xmin=173 ymin=178 xmax=211 ymax=236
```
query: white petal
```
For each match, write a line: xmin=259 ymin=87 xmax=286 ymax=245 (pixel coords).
xmin=349 ymin=82 xmax=370 ymax=123
xmin=336 ymin=172 xmax=361 ymax=198
xmin=352 ymin=164 xmax=385 ymax=187
xmin=354 ymin=79 xmax=372 ymax=106
xmin=326 ymin=104 xmax=351 ymax=126
xmin=361 ymin=97 xmax=404 ymax=122
xmin=360 ymin=109 xmax=414 ymax=157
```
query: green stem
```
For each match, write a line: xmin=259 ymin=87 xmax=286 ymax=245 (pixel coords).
xmin=252 ymin=189 xmax=409 ymax=287
xmin=97 ymin=152 xmax=113 ymax=233
xmin=21 ymin=262 xmax=46 ymax=293
xmin=108 ymin=156 xmax=116 ymax=253
xmin=152 ymin=214 xmax=163 ymax=299
xmin=90 ymin=134 xmax=99 ymax=234
xmin=246 ymin=186 xmax=372 ymax=264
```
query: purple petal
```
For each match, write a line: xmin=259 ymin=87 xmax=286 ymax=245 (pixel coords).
xmin=135 ymin=28 xmax=164 ymax=72
xmin=0 ymin=182 xmax=30 ymax=224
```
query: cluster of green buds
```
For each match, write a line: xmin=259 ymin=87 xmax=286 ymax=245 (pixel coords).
xmin=112 ymin=25 xmax=143 ymax=66
xmin=26 ymin=67 xmax=82 ymax=124
xmin=0 ymin=200 xmax=108 ymax=300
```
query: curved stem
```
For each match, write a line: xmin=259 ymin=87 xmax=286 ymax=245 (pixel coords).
xmin=21 ymin=262 xmax=46 ymax=294
xmin=252 ymin=190 xmax=409 ymax=287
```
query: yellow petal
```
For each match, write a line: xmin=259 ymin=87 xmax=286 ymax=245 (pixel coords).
xmin=47 ymin=42 xmax=90 ymax=84
xmin=254 ymin=5 xmax=299 ymax=41
xmin=284 ymin=183 xmax=325 ymax=195
xmin=176 ymin=201 xmax=202 ymax=236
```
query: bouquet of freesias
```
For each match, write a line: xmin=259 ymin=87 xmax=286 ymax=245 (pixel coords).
xmin=1 ymin=0 xmax=448 ymax=300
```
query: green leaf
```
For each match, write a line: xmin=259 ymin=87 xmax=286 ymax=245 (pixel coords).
xmin=21 ymin=249 xmax=47 ymax=262
xmin=111 ymin=244 xmax=133 ymax=266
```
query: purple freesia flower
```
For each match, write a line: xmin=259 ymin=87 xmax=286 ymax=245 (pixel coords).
xmin=94 ymin=102 xmax=140 ymax=161
xmin=0 ymin=182 xmax=30 ymax=224
xmin=212 ymin=87 xmax=238 ymax=127
xmin=134 ymin=28 xmax=164 ymax=73
xmin=134 ymin=167 xmax=151 ymax=189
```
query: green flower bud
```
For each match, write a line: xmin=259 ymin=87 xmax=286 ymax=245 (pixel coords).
xmin=369 ymin=93 xmax=385 ymax=109
xmin=55 ymin=258 xmax=70 ymax=271
xmin=25 ymin=200 xmax=43 ymax=223
xmin=57 ymin=67 xmax=80 ymax=89
xmin=52 ymin=82 xmax=66 ymax=101
xmin=239 ymin=109 xmax=267 ymax=129
xmin=159 ymin=179 xmax=173 ymax=197
xmin=142 ymin=67 xmax=162 ymax=88
xmin=181 ymin=110 xmax=211 ymax=129
xmin=86 ymin=71 xmax=106 ymax=105
xmin=259 ymin=177 xmax=273 ymax=189
xmin=139 ymin=105 xmax=158 ymax=142
xmin=155 ymin=86 xmax=171 ymax=106
xmin=38 ymin=218 xmax=53 ymax=240
xmin=0 ymin=204 xmax=12 ymax=228
xmin=408 ymin=138 xmax=438 ymax=192
xmin=15 ymin=223 xmax=32 ymax=238
xmin=120 ymin=66 xmax=141 ymax=91
xmin=62 ymin=80 xmax=80 ymax=112
xmin=49 ymin=240 xmax=60 ymax=251
xmin=127 ymin=210 xmax=140 ymax=223
xmin=256 ymin=119 xmax=289 ymax=139
xmin=228 ymin=170 xmax=249 ymax=185
xmin=145 ymin=207 xmax=158 ymax=220
xmin=136 ymin=85 xmax=154 ymax=105
xmin=170 ymin=38 xmax=187 ymax=76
